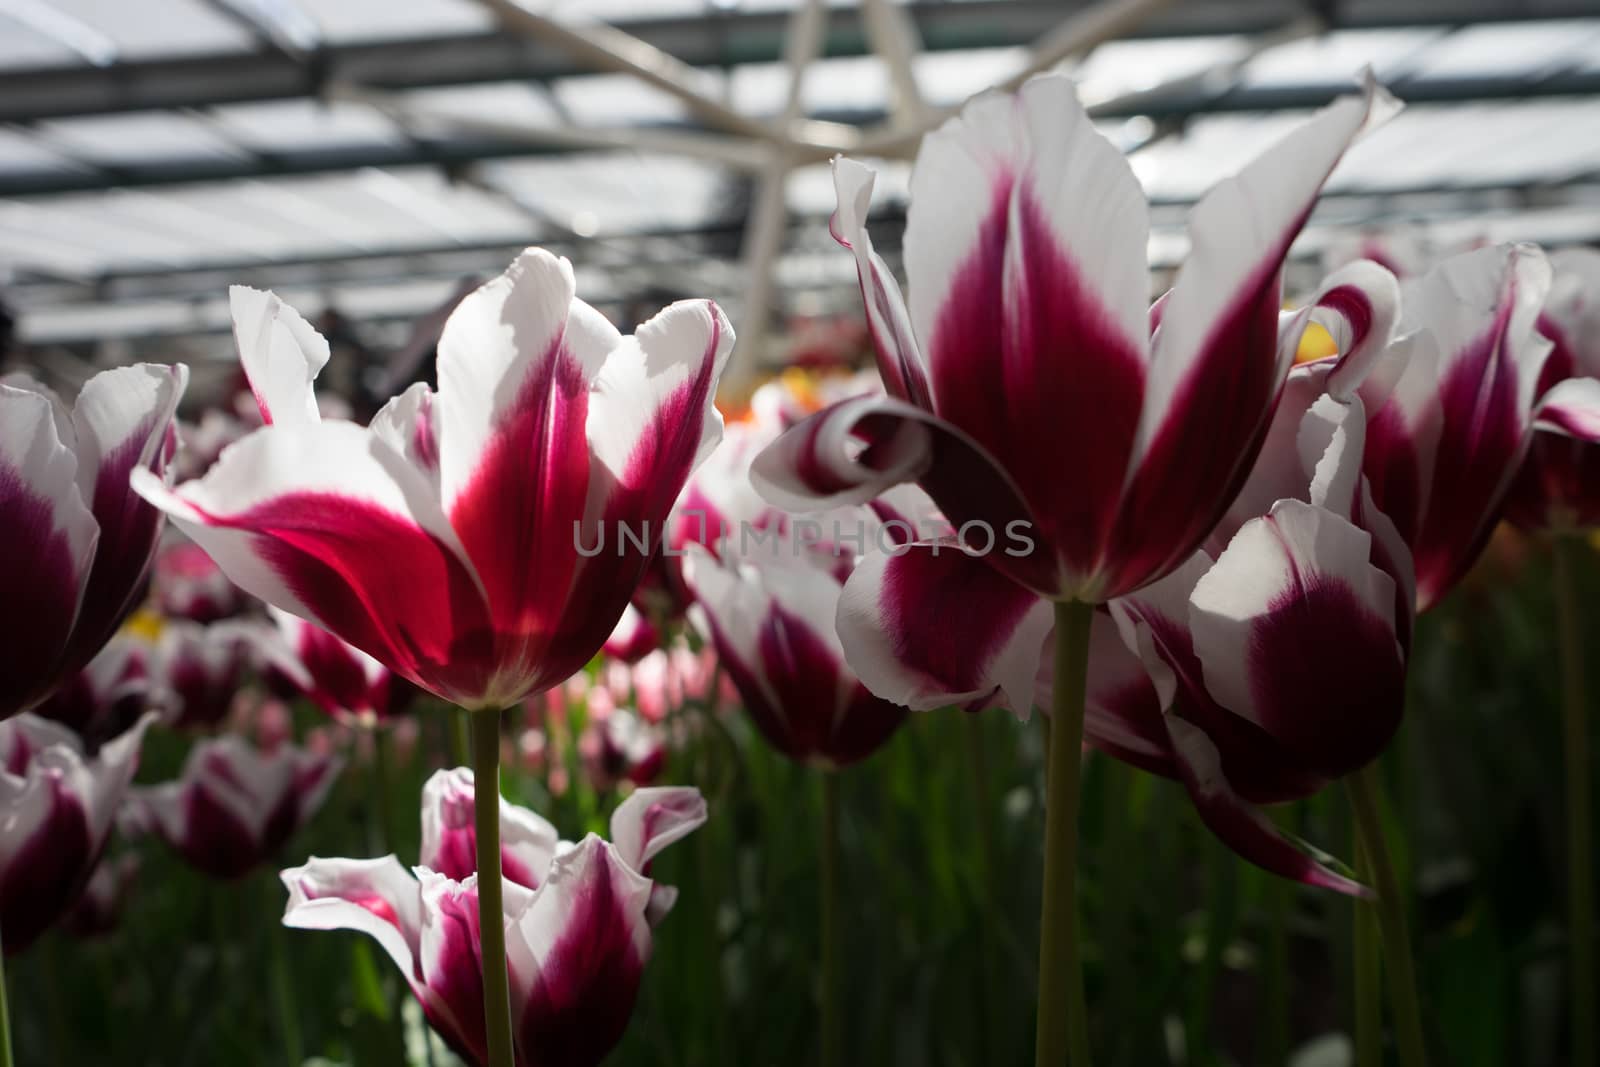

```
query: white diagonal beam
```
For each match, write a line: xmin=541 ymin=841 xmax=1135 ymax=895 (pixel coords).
xmin=473 ymin=0 xmax=777 ymax=143
xmin=329 ymin=82 xmax=770 ymax=171
xmin=861 ymin=0 xmax=929 ymax=128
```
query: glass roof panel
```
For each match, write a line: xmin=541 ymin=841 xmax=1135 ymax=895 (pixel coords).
xmin=33 ymin=112 xmax=253 ymax=166
xmin=49 ymin=0 xmax=254 ymax=60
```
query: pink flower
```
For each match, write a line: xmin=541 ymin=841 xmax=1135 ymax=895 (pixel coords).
xmin=580 ymin=708 xmax=666 ymax=791
xmin=752 ymin=74 xmax=1396 ymax=603
xmin=281 ymin=776 xmax=706 ymax=1066
xmin=63 ymin=851 xmax=141 ymax=939
xmin=133 ymin=736 xmax=341 ymax=879
xmin=684 ymin=530 xmax=908 ymax=768
xmin=155 ymin=620 xmax=254 ymax=731
xmin=601 ymin=604 xmax=660 ymax=665
xmin=133 ymin=251 xmax=733 ymax=711
xmin=34 ymin=635 xmax=154 ymax=748
xmin=1504 ymin=248 xmax=1600 ymax=531
xmin=257 ymin=607 xmax=413 ymax=727
xmin=152 ymin=535 xmax=244 ymax=622
xmin=1357 ymin=244 xmax=1600 ymax=608
xmin=0 ymin=713 xmax=151 ymax=952
xmin=0 ymin=364 xmax=187 ymax=718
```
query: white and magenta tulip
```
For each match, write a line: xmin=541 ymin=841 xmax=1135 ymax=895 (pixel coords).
xmin=1504 ymin=248 xmax=1600 ymax=531
xmin=0 ymin=713 xmax=151 ymax=952
xmin=133 ymin=736 xmax=340 ymax=879
xmin=132 ymin=251 xmax=733 ymax=711
xmin=683 ymin=535 xmax=907 ymax=768
xmin=1359 ymin=243 xmax=1600 ymax=608
xmin=282 ymin=776 xmax=706 ymax=1066
xmin=752 ymin=73 xmax=1396 ymax=603
xmin=35 ymin=635 xmax=154 ymax=749
xmin=601 ymin=604 xmax=660 ymax=665
xmin=0 ymin=365 xmax=187 ymax=719
xmin=260 ymin=607 xmax=413 ymax=728
xmin=152 ymin=535 xmax=244 ymax=622
xmin=821 ymin=274 xmax=1414 ymax=892
xmin=156 ymin=620 xmax=254 ymax=731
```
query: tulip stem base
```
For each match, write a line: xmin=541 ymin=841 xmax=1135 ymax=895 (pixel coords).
xmin=472 ymin=708 xmax=516 ymax=1067
xmin=1555 ymin=533 xmax=1595 ymax=1067
xmin=819 ymin=769 xmax=842 ymax=1067
xmin=1347 ymin=765 xmax=1428 ymax=1067
xmin=1036 ymin=599 xmax=1094 ymax=1067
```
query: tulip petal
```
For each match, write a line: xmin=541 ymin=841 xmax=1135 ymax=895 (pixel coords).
xmin=229 ymin=286 xmax=329 ymax=426
xmin=61 ymin=363 xmax=188 ymax=675
xmin=1391 ymin=244 xmax=1554 ymax=608
xmin=831 ymin=157 xmax=930 ymax=407
xmin=436 ymin=252 xmax=613 ymax=686
xmin=610 ymin=787 xmax=706 ymax=872
xmin=1189 ymin=501 xmax=1404 ymax=781
xmin=416 ymin=870 xmax=489 ymax=1065
xmin=507 ymin=836 xmax=653 ymax=1067
xmin=750 ymin=396 xmax=1058 ymax=594
xmin=835 ymin=541 xmax=1052 ymax=717
xmin=1114 ymin=620 xmax=1369 ymax=896
xmin=132 ymin=421 xmax=497 ymax=706
xmin=369 ymin=382 xmax=441 ymax=478
xmin=535 ymin=300 xmax=735 ymax=690
xmin=281 ymin=855 xmax=423 ymax=994
xmin=1111 ymin=76 xmax=1399 ymax=597
xmin=904 ymin=78 xmax=1152 ymax=588
xmin=1533 ymin=377 xmax=1600 ymax=441
xmin=0 ymin=384 xmax=100 ymax=717
xmin=419 ymin=768 xmax=560 ymax=891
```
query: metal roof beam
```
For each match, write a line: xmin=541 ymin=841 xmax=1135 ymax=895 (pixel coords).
xmin=2 ymin=0 xmax=1596 ymax=124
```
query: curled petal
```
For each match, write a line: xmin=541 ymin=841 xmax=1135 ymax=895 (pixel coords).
xmin=281 ymin=855 xmax=424 ymax=993
xmin=831 ymin=158 xmax=930 ymax=408
xmin=752 ymin=397 xmax=1056 ymax=594
xmin=229 ymin=286 xmax=328 ymax=426
xmin=1533 ymin=377 xmax=1600 ymax=441
xmin=610 ymin=787 xmax=707 ymax=873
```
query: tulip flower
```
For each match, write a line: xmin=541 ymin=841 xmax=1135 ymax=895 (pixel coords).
xmin=602 ymin=604 xmax=660 ymax=665
xmin=1504 ymin=248 xmax=1600 ymax=532
xmin=133 ymin=736 xmax=340 ymax=879
xmin=258 ymin=607 xmax=412 ymax=728
xmin=0 ymin=364 xmax=187 ymax=719
xmin=750 ymin=66 xmax=1398 ymax=1057
xmin=0 ymin=713 xmax=151 ymax=953
xmin=133 ymin=250 xmax=730 ymax=1066
xmin=281 ymin=776 xmax=705 ymax=1066
xmin=35 ymin=635 xmax=153 ymax=750
xmin=152 ymin=535 xmax=244 ymax=622
xmin=683 ymin=534 xmax=907 ymax=769
xmin=63 ymin=851 xmax=140 ymax=939
xmin=156 ymin=620 xmax=254 ymax=731
xmin=133 ymin=252 xmax=732 ymax=713
xmin=1496 ymin=246 xmax=1600 ymax=1067
xmin=580 ymin=707 xmax=666 ymax=791
xmin=1358 ymin=243 xmax=1600 ymax=609
xmin=753 ymin=74 xmax=1395 ymax=604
